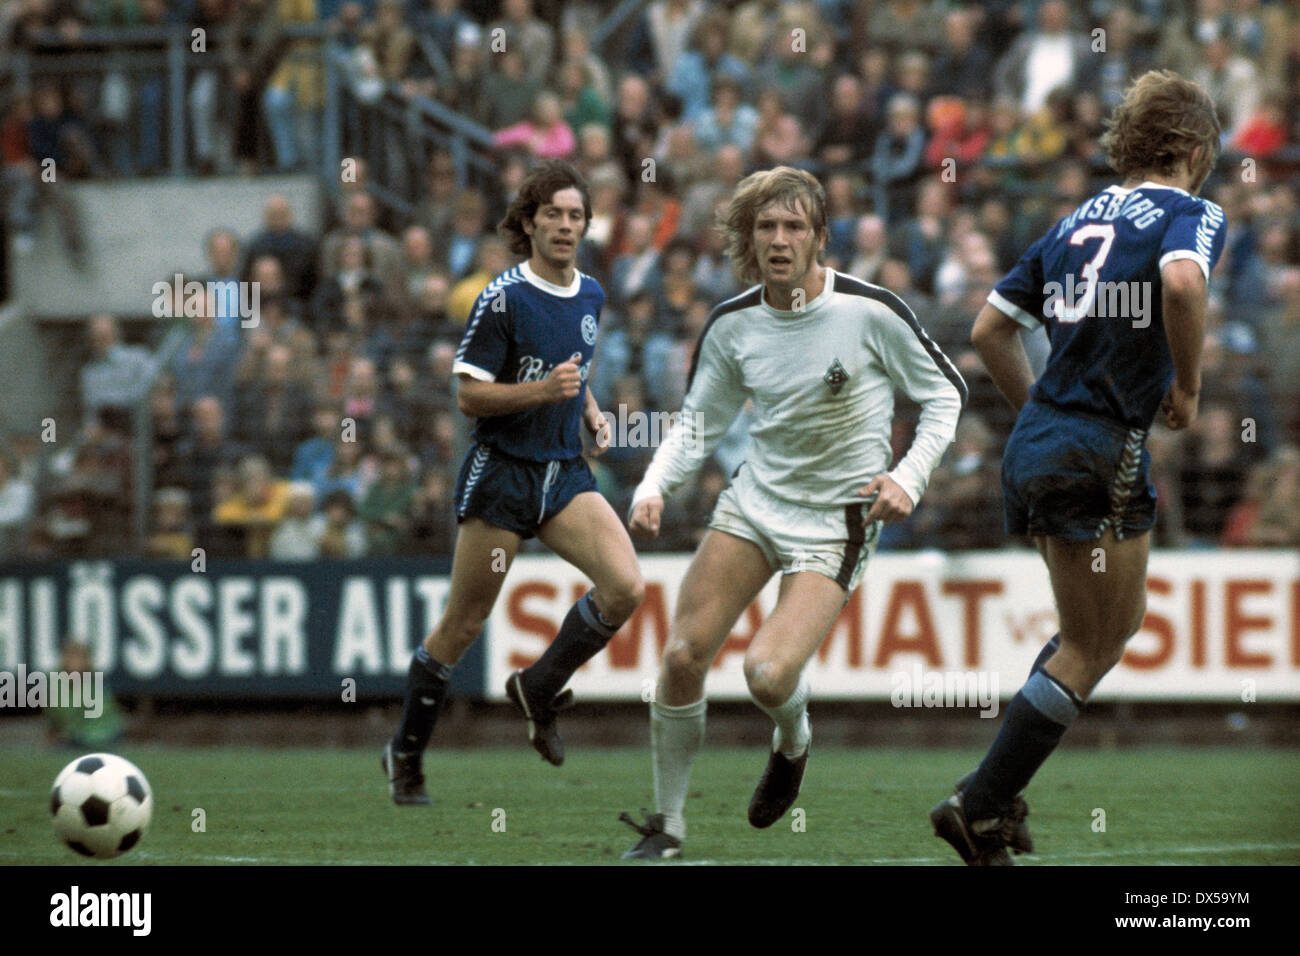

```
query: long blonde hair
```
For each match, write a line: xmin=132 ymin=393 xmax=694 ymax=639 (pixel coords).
xmin=717 ymin=166 xmax=828 ymax=286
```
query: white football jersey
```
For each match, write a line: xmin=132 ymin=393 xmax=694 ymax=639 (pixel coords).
xmin=632 ymin=269 xmax=966 ymax=509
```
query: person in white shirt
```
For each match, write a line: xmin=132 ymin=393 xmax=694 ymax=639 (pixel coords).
xmin=620 ymin=166 xmax=966 ymax=859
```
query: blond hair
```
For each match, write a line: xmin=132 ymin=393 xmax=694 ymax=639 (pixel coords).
xmin=717 ymin=166 xmax=827 ymax=286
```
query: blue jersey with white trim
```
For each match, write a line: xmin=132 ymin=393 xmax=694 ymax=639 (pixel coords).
xmin=453 ymin=262 xmax=605 ymax=461
xmin=989 ymin=182 xmax=1226 ymax=429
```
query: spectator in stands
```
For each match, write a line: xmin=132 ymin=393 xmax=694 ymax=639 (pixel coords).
xmin=867 ymin=0 xmax=944 ymax=54
xmin=430 ymin=189 xmax=485 ymax=281
xmin=291 ymin=403 xmax=342 ymax=483
xmin=1222 ymin=446 xmax=1300 ymax=547
xmin=625 ymin=0 xmax=704 ymax=82
xmin=447 ymin=236 xmax=511 ymax=324
xmin=47 ymin=407 xmax=133 ymax=557
xmin=359 ymin=448 xmax=414 ymax=554
xmin=312 ymin=236 xmax=386 ymax=331
xmin=666 ymin=9 xmax=748 ymax=123
xmin=655 ymin=236 xmax=699 ymax=336
xmin=199 ymin=228 xmax=247 ymax=336
xmin=187 ymin=0 xmax=231 ymax=175
xmin=489 ymin=0 xmax=555 ymax=85
xmin=320 ymin=191 xmax=403 ymax=299
xmin=1095 ymin=4 xmax=1154 ymax=111
xmin=0 ymin=449 xmax=35 ymax=559
xmin=993 ymin=0 xmax=1096 ymax=115
xmin=318 ymin=488 xmax=367 ymax=557
xmin=813 ymin=74 xmax=876 ymax=176
xmin=1230 ymin=89 xmax=1289 ymax=159
xmin=262 ymin=0 xmax=325 ymax=172
xmin=79 ymin=314 xmax=154 ymax=428
xmin=923 ymin=96 xmax=990 ymax=174
xmin=479 ymin=46 xmax=534 ymax=130
xmin=751 ymin=87 xmax=808 ymax=169
xmin=1179 ymin=404 xmax=1248 ymax=544
xmin=363 ymin=0 xmax=414 ymax=84
xmin=169 ymin=298 xmax=242 ymax=415
xmin=557 ymin=58 xmax=611 ymax=133
xmin=492 ymin=90 xmax=577 ymax=161
xmin=848 ymin=213 xmax=887 ymax=285
xmin=314 ymin=429 xmax=372 ymax=504
xmin=591 ymin=290 xmax=674 ymax=412
xmin=870 ymin=93 xmax=926 ymax=225
xmin=214 ymin=454 xmax=290 ymax=557
xmin=1260 ymin=266 xmax=1300 ymax=445
xmin=931 ymin=8 xmax=993 ymax=101
xmin=413 ymin=0 xmax=472 ymax=62
xmin=609 ymin=213 xmax=662 ymax=312
xmin=268 ymin=481 xmax=322 ymax=559
xmin=408 ymin=464 xmax=454 ymax=556
xmin=243 ymin=195 xmax=318 ymax=302
xmin=415 ymin=150 xmax=459 ymax=240
xmin=177 ymin=395 xmax=248 ymax=534
xmin=892 ymin=176 xmax=950 ymax=297
xmin=1194 ymin=35 xmax=1261 ymax=145
xmin=233 ymin=343 xmax=312 ymax=472
xmin=690 ymin=75 xmax=757 ymax=160
xmin=146 ymin=487 xmax=194 ymax=559
xmin=611 ymin=73 xmax=660 ymax=186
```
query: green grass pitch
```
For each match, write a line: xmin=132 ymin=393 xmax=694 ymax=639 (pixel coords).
xmin=2 ymin=746 xmax=1297 ymax=865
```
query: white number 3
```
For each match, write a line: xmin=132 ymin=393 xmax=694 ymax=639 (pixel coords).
xmin=1051 ymin=224 xmax=1115 ymax=324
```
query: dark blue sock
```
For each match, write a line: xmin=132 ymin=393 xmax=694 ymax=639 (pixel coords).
xmin=963 ymin=670 xmax=1083 ymax=822
xmin=1029 ymin=633 xmax=1061 ymax=678
xmin=523 ymin=590 xmax=619 ymax=701
xmin=391 ymin=646 xmax=453 ymax=754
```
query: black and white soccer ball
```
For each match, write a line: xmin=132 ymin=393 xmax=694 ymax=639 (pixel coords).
xmin=50 ymin=753 xmax=153 ymax=859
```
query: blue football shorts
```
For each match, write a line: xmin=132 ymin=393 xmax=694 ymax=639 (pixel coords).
xmin=453 ymin=441 xmax=598 ymax=539
xmin=1002 ymin=399 xmax=1156 ymax=542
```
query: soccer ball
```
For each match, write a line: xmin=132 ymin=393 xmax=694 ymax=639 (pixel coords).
xmin=50 ymin=753 xmax=153 ymax=859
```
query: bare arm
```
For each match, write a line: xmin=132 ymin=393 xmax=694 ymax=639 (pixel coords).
xmin=971 ymin=302 xmax=1034 ymax=412
xmin=456 ymin=360 xmax=581 ymax=418
xmin=1159 ymin=258 xmax=1208 ymax=430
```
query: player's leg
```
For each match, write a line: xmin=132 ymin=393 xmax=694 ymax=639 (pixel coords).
xmin=505 ymin=490 xmax=645 ymax=765
xmin=952 ymin=529 xmax=1149 ymax=853
xmin=623 ymin=529 xmax=774 ymax=856
xmin=529 ymin=490 xmax=644 ymax=701
xmin=384 ymin=518 xmax=520 ymax=803
xmin=742 ymin=570 xmax=847 ymax=827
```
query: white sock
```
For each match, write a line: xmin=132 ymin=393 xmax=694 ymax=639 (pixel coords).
xmin=650 ymin=697 xmax=706 ymax=841
xmin=753 ymin=674 xmax=811 ymax=758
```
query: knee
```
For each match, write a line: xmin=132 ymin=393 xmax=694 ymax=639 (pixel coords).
xmin=600 ymin=574 xmax=644 ymax=625
xmin=662 ymin=636 xmax=710 ymax=685
xmin=744 ymin=656 xmax=795 ymax=709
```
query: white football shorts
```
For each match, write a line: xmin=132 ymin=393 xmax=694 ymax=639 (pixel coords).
xmin=708 ymin=466 xmax=881 ymax=596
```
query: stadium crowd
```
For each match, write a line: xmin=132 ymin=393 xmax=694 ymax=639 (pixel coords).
xmin=2 ymin=0 xmax=1300 ymax=561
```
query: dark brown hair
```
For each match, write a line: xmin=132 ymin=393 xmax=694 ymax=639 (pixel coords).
xmin=497 ymin=159 xmax=593 ymax=256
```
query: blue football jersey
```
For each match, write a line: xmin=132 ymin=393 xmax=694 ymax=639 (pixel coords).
xmin=453 ymin=261 xmax=605 ymax=461
xmin=989 ymin=182 xmax=1226 ymax=429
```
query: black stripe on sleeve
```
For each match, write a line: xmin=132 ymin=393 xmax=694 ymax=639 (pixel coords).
xmin=833 ymin=272 xmax=969 ymax=408
xmin=685 ymin=286 xmax=763 ymax=393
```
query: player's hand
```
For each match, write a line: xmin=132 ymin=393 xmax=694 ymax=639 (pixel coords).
xmin=542 ymin=359 xmax=582 ymax=403
xmin=629 ymin=496 xmax=663 ymax=539
xmin=1161 ymin=381 xmax=1199 ymax=430
xmin=586 ymin=410 xmax=611 ymax=455
xmin=857 ymin=474 xmax=914 ymax=523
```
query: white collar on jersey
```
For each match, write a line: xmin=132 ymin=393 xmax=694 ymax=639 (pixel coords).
xmin=761 ymin=266 xmax=836 ymax=316
xmin=521 ymin=260 xmax=582 ymax=297
xmin=1107 ymin=181 xmax=1191 ymax=196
